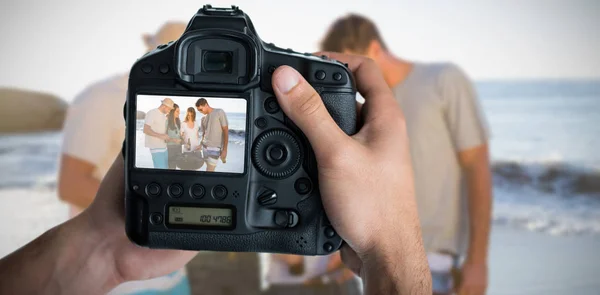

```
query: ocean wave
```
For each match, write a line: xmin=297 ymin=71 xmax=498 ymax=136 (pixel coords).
xmin=492 ymin=161 xmax=600 ymax=197
xmin=493 ymin=186 xmax=600 ymax=237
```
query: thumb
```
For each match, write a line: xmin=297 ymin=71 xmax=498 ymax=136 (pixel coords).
xmin=271 ymin=66 xmax=347 ymax=158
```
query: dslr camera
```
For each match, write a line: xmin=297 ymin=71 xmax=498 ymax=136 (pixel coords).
xmin=123 ymin=5 xmax=357 ymax=255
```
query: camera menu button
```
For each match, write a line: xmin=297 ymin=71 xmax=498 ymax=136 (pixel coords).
xmin=145 ymin=183 xmax=161 ymax=197
xmin=189 ymin=184 xmax=205 ymax=199
xmin=168 ymin=184 xmax=183 ymax=198
xmin=212 ymin=185 xmax=228 ymax=200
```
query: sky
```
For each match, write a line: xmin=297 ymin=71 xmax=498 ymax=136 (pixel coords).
xmin=0 ymin=0 xmax=598 ymax=101
xmin=136 ymin=95 xmax=247 ymax=114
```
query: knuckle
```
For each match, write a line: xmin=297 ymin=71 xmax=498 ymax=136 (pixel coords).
xmin=294 ymin=90 xmax=323 ymax=117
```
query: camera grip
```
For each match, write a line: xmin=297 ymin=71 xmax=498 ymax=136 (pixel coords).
xmin=320 ymin=92 xmax=357 ymax=135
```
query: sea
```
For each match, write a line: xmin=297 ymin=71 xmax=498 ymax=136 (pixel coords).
xmin=0 ymin=80 xmax=599 ymax=258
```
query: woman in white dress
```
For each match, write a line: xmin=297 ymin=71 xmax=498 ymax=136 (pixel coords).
xmin=181 ymin=107 xmax=200 ymax=153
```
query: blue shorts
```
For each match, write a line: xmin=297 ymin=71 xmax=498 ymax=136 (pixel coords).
xmin=150 ymin=149 xmax=168 ymax=169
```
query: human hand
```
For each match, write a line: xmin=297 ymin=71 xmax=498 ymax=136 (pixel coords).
xmin=220 ymin=149 xmax=227 ymax=163
xmin=271 ymin=53 xmax=431 ymax=294
xmin=81 ymin=155 xmax=197 ymax=286
xmin=456 ymin=262 xmax=487 ymax=295
xmin=160 ymin=134 xmax=171 ymax=141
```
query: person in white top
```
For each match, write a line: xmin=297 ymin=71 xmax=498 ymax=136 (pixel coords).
xmin=143 ymin=98 xmax=174 ymax=169
xmin=58 ymin=22 xmax=192 ymax=295
xmin=181 ymin=107 xmax=201 ymax=152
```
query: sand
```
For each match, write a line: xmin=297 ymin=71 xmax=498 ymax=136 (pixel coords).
xmin=1 ymin=188 xmax=599 ymax=294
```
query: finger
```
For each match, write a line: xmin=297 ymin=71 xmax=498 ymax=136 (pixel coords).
xmin=271 ymin=66 xmax=349 ymax=158
xmin=315 ymin=52 xmax=399 ymax=125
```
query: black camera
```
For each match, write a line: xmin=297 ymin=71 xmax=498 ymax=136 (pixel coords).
xmin=123 ymin=5 xmax=357 ymax=255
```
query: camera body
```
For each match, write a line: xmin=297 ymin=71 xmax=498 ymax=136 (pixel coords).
xmin=123 ymin=5 xmax=357 ymax=255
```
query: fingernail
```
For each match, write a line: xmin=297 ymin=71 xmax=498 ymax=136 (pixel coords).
xmin=274 ymin=66 xmax=300 ymax=93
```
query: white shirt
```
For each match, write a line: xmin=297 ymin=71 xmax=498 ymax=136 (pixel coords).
xmin=181 ymin=121 xmax=200 ymax=152
xmin=62 ymin=74 xmax=128 ymax=183
xmin=144 ymin=108 xmax=168 ymax=149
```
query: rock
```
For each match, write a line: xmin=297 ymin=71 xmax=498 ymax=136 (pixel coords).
xmin=0 ymin=88 xmax=67 ymax=133
xmin=136 ymin=110 xmax=146 ymax=120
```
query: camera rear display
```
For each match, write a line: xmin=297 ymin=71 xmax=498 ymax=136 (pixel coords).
xmin=123 ymin=5 xmax=357 ymax=255
xmin=134 ymin=94 xmax=247 ymax=174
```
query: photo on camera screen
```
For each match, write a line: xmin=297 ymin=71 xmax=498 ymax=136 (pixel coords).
xmin=135 ymin=94 xmax=247 ymax=174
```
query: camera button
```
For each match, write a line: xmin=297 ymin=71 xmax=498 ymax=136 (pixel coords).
xmin=333 ymin=72 xmax=342 ymax=81
xmin=145 ymin=183 xmax=161 ymax=197
xmin=190 ymin=184 xmax=205 ymax=199
xmin=323 ymin=242 xmax=334 ymax=253
xmin=159 ymin=64 xmax=169 ymax=74
xmin=268 ymin=66 xmax=276 ymax=74
xmin=157 ymin=44 xmax=168 ymax=49
xmin=324 ymin=226 xmax=336 ymax=238
xmin=294 ymin=178 xmax=312 ymax=195
xmin=168 ymin=184 xmax=183 ymax=198
xmin=150 ymin=213 xmax=163 ymax=225
xmin=264 ymin=97 xmax=280 ymax=114
xmin=255 ymin=117 xmax=268 ymax=129
xmin=274 ymin=210 xmax=299 ymax=228
xmin=265 ymin=144 xmax=287 ymax=166
xmin=212 ymin=185 xmax=228 ymax=200
xmin=315 ymin=70 xmax=326 ymax=80
xmin=141 ymin=64 xmax=153 ymax=74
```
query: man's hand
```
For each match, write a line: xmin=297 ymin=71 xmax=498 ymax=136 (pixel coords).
xmin=220 ymin=148 xmax=227 ymax=163
xmin=457 ymin=262 xmax=487 ymax=295
xmin=271 ymin=53 xmax=431 ymax=295
xmin=84 ymin=156 xmax=197 ymax=285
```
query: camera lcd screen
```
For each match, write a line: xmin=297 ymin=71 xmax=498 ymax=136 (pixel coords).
xmin=135 ymin=94 xmax=247 ymax=174
xmin=168 ymin=206 xmax=233 ymax=227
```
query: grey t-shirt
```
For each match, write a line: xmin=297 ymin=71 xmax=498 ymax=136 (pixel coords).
xmin=392 ymin=62 xmax=489 ymax=256
xmin=201 ymin=108 xmax=229 ymax=148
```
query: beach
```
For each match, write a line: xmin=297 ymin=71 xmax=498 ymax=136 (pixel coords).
xmin=1 ymin=80 xmax=600 ymax=293
xmin=1 ymin=187 xmax=599 ymax=294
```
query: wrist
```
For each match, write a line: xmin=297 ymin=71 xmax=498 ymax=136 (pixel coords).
xmin=52 ymin=214 xmax=121 ymax=294
xmin=361 ymin=235 xmax=431 ymax=295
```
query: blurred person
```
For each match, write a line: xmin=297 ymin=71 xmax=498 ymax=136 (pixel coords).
xmin=166 ymin=103 xmax=183 ymax=169
xmin=0 ymin=53 xmax=432 ymax=295
xmin=143 ymin=98 xmax=174 ymax=169
xmin=265 ymin=253 xmax=360 ymax=295
xmin=320 ymin=15 xmax=493 ymax=295
xmin=58 ymin=22 xmax=191 ymax=294
xmin=195 ymin=98 xmax=228 ymax=171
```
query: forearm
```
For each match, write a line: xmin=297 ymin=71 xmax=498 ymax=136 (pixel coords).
xmin=464 ymin=162 xmax=493 ymax=263
xmin=59 ymin=176 xmax=100 ymax=209
xmin=362 ymin=236 xmax=431 ymax=295
xmin=222 ymin=130 xmax=229 ymax=150
xmin=0 ymin=215 xmax=119 ymax=294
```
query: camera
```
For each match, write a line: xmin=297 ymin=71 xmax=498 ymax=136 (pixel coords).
xmin=123 ymin=5 xmax=357 ymax=255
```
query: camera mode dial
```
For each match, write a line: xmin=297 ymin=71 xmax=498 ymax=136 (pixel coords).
xmin=252 ymin=130 xmax=301 ymax=179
